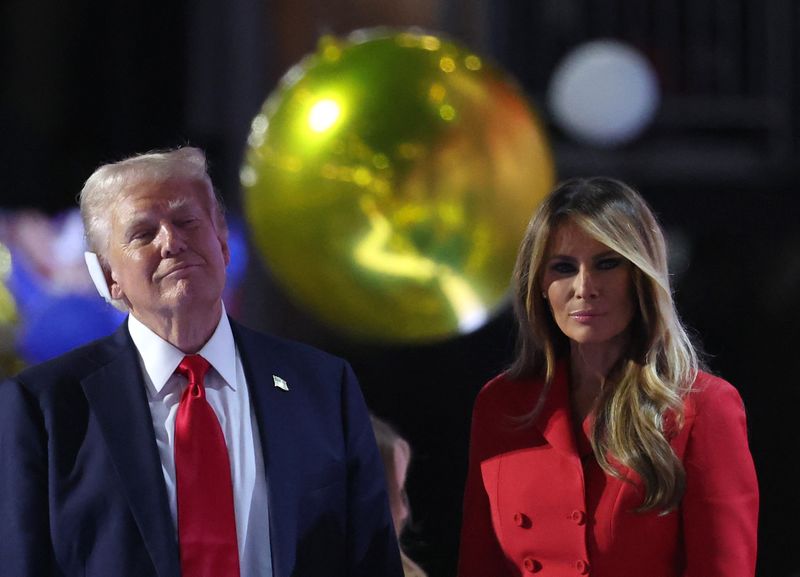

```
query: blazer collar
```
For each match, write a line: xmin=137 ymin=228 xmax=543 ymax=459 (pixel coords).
xmin=533 ymin=360 xmax=579 ymax=457
xmin=80 ymin=323 xmax=181 ymax=577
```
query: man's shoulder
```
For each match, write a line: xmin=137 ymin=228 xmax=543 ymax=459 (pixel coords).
xmin=9 ymin=328 xmax=129 ymax=392
xmin=230 ymin=320 xmax=345 ymax=369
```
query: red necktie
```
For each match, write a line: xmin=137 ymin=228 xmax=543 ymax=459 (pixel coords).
xmin=174 ymin=354 xmax=240 ymax=577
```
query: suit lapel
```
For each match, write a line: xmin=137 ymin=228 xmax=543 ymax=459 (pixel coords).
xmin=81 ymin=325 xmax=180 ymax=577
xmin=232 ymin=322 xmax=299 ymax=577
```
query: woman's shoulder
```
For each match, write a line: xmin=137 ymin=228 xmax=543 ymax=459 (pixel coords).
xmin=475 ymin=370 xmax=546 ymax=410
xmin=690 ymin=370 xmax=743 ymax=398
xmin=684 ymin=369 xmax=747 ymax=420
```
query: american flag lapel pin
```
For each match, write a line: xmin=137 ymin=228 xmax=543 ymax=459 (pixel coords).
xmin=272 ymin=375 xmax=289 ymax=391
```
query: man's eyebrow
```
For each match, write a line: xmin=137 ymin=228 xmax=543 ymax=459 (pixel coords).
xmin=167 ymin=197 xmax=189 ymax=211
xmin=123 ymin=215 xmax=154 ymax=233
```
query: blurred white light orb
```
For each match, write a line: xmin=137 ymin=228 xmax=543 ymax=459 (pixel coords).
xmin=547 ymin=39 xmax=660 ymax=147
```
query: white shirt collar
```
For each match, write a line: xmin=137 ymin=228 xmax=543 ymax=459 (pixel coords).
xmin=127 ymin=303 xmax=238 ymax=394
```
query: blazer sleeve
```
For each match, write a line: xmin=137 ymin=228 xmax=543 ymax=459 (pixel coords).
xmin=681 ymin=376 xmax=759 ymax=577
xmin=340 ymin=362 xmax=405 ymax=577
xmin=457 ymin=383 xmax=514 ymax=577
xmin=0 ymin=377 xmax=57 ymax=577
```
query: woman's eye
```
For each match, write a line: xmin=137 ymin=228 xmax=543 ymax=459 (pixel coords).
xmin=551 ymin=262 xmax=576 ymax=274
xmin=597 ymin=257 xmax=622 ymax=270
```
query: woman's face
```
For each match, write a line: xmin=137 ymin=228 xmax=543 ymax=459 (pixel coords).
xmin=541 ymin=220 xmax=636 ymax=348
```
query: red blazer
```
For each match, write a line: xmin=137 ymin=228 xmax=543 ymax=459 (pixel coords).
xmin=458 ymin=363 xmax=758 ymax=577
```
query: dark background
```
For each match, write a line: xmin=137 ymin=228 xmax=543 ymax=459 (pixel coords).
xmin=2 ymin=1 xmax=798 ymax=575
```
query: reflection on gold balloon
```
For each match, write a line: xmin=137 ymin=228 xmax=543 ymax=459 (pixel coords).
xmin=242 ymin=29 xmax=555 ymax=342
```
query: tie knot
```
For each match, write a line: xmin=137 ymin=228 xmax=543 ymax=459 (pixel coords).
xmin=177 ymin=354 xmax=211 ymax=383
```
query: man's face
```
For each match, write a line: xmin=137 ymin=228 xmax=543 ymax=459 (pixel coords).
xmin=105 ymin=177 xmax=230 ymax=327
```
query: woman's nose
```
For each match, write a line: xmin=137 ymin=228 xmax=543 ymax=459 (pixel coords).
xmin=574 ymin=267 xmax=598 ymax=299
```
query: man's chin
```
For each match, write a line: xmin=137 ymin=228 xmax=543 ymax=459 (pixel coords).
xmin=161 ymin=283 xmax=222 ymax=308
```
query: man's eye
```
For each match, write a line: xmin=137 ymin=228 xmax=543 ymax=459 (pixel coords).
xmin=130 ymin=231 xmax=154 ymax=242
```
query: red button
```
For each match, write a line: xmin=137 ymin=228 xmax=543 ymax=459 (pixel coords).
xmin=522 ymin=557 xmax=541 ymax=573
xmin=513 ymin=512 xmax=531 ymax=528
xmin=575 ymin=559 xmax=590 ymax=574
xmin=570 ymin=510 xmax=586 ymax=525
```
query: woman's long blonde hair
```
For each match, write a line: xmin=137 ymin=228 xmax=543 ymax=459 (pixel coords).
xmin=510 ymin=177 xmax=700 ymax=512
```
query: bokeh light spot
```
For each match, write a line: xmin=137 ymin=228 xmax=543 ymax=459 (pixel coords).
xmin=428 ymin=83 xmax=446 ymax=103
xmin=421 ymin=35 xmax=441 ymax=51
xmin=439 ymin=56 xmax=456 ymax=73
xmin=372 ymin=153 xmax=389 ymax=169
xmin=464 ymin=55 xmax=482 ymax=70
xmin=239 ymin=166 xmax=258 ymax=187
xmin=353 ymin=166 xmax=373 ymax=187
xmin=251 ymin=114 xmax=269 ymax=135
xmin=439 ymin=104 xmax=456 ymax=121
xmin=322 ymin=44 xmax=342 ymax=61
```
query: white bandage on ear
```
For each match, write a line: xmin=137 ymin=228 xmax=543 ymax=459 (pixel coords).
xmin=84 ymin=251 xmax=113 ymax=303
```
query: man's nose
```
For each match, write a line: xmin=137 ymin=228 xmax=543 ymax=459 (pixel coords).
xmin=574 ymin=267 xmax=598 ymax=299
xmin=157 ymin=223 xmax=187 ymax=257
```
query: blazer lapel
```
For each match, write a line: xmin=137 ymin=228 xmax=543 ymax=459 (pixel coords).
xmin=81 ymin=326 xmax=180 ymax=577
xmin=533 ymin=362 xmax=580 ymax=457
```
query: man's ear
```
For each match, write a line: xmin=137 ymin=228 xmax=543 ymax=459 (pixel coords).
xmin=219 ymin=231 xmax=231 ymax=267
xmin=84 ymin=252 xmax=113 ymax=303
xmin=109 ymin=275 xmax=123 ymax=301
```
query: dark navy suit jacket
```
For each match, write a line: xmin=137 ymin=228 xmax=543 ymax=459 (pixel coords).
xmin=0 ymin=320 xmax=403 ymax=577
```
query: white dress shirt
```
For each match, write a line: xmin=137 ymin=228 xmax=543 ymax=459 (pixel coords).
xmin=128 ymin=306 xmax=272 ymax=577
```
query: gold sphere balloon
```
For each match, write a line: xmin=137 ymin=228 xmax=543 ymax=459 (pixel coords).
xmin=242 ymin=29 xmax=555 ymax=342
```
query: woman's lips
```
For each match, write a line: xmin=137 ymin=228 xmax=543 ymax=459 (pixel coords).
xmin=569 ymin=310 xmax=605 ymax=323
